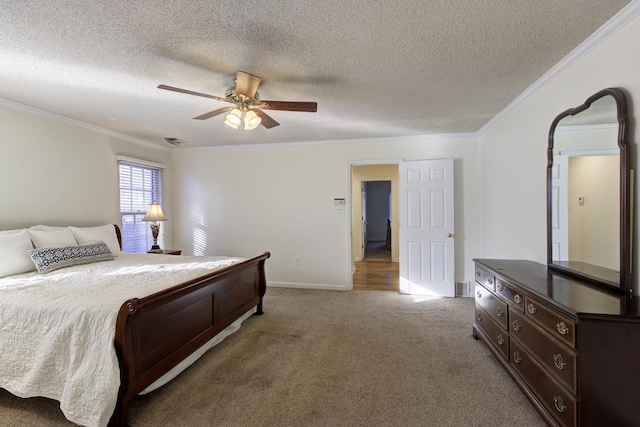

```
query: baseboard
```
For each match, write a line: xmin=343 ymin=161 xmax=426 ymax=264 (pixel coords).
xmin=268 ymin=281 xmax=348 ymax=291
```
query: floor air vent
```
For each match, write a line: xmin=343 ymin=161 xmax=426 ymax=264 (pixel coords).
xmin=455 ymin=281 xmax=471 ymax=297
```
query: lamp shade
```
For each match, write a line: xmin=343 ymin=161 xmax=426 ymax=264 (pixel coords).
xmin=244 ymin=109 xmax=262 ymax=130
xmin=224 ymin=108 xmax=243 ymax=129
xmin=142 ymin=202 xmax=167 ymax=222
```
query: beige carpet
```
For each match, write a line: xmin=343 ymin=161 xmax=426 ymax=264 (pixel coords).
xmin=0 ymin=288 xmax=545 ymax=426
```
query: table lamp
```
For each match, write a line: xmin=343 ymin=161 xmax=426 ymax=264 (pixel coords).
xmin=142 ymin=202 xmax=167 ymax=253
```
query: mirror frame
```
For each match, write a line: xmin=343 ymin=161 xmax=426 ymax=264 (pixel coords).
xmin=547 ymin=87 xmax=632 ymax=294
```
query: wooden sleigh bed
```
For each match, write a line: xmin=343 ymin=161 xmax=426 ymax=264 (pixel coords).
xmin=110 ymin=226 xmax=270 ymax=426
xmin=0 ymin=223 xmax=269 ymax=427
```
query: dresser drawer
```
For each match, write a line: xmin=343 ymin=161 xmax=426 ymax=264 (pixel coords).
xmin=510 ymin=339 xmax=576 ymax=427
xmin=524 ymin=295 xmax=576 ymax=349
xmin=475 ymin=284 xmax=508 ymax=329
xmin=495 ymin=278 xmax=524 ymax=312
xmin=475 ymin=305 xmax=509 ymax=360
xmin=509 ymin=311 xmax=576 ymax=393
xmin=475 ymin=265 xmax=495 ymax=291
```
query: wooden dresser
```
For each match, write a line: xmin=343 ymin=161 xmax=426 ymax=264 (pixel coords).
xmin=472 ymin=259 xmax=640 ymax=427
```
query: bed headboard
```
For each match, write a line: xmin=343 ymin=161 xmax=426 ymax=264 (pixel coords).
xmin=114 ymin=224 xmax=123 ymax=250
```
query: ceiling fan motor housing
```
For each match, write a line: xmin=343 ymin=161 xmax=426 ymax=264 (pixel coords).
xmin=225 ymin=86 xmax=260 ymax=108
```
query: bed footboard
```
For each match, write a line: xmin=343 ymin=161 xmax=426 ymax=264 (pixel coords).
xmin=109 ymin=251 xmax=270 ymax=427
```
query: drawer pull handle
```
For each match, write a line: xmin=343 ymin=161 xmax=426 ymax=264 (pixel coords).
xmin=496 ymin=307 xmax=504 ymax=317
xmin=477 ymin=271 xmax=481 ymax=276
xmin=477 ymin=313 xmax=483 ymax=322
xmin=488 ymin=279 xmax=493 ymax=285
xmin=527 ymin=303 xmax=537 ymax=314
xmin=476 ymin=291 xmax=482 ymax=298
xmin=553 ymin=395 xmax=567 ymax=413
xmin=556 ymin=321 xmax=570 ymax=335
xmin=497 ymin=283 xmax=504 ymax=291
xmin=553 ymin=354 xmax=567 ymax=370
xmin=514 ymin=294 xmax=522 ymax=304
xmin=497 ymin=334 xmax=504 ymax=345
xmin=513 ymin=351 xmax=522 ymax=364
xmin=512 ymin=320 xmax=521 ymax=332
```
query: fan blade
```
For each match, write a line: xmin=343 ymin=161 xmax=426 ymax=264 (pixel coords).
xmin=193 ymin=107 xmax=233 ymax=120
xmin=253 ymin=108 xmax=280 ymax=129
xmin=235 ymin=71 xmax=261 ymax=100
xmin=158 ymin=84 xmax=230 ymax=103
xmin=259 ymin=101 xmax=317 ymax=112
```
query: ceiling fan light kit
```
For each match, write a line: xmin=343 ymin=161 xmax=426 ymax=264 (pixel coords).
xmin=158 ymin=70 xmax=317 ymax=132
xmin=224 ymin=108 xmax=243 ymax=129
xmin=223 ymin=108 xmax=262 ymax=130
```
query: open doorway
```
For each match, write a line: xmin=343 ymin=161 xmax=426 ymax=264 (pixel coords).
xmin=351 ymin=164 xmax=399 ymax=291
xmin=351 ymin=164 xmax=399 ymax=262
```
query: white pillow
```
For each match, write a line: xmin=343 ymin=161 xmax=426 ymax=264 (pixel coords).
xmin=69 ymin=225 xmax=121 ymax=256
xmin=0 ymin=228 xmax=27 ymax=235
xmin=29 ymin=228 xmax=78 ymax=249
xmin=0 ymin=229 xmax=36 ymax=277
xmin=30 ymin=225 xmax=67 ymax=231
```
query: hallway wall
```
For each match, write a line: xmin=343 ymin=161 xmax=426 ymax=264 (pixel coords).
xmin=365 ymin=181 xmax=391 ymax=242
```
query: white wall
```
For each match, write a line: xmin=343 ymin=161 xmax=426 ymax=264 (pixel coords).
xmin=568 ymin=155 xmax=619 ymax=268
xmin=172 ymin=136 xmax=480 ymax=290
xmin=479 ymin=11 xmax=640 ymax=294
xmin=0 ymin=104 xmax=174 ymax=247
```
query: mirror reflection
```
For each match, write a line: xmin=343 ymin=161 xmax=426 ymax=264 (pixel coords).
xmin=550 ymin=95 xmax=619 ymax=272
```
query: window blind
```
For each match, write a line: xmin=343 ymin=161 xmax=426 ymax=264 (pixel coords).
xmin=118 ymin=160 xmax=164 ymax=253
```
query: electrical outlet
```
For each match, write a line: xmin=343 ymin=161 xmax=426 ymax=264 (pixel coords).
xmin=295 ymin=256 xmax=301 ymax=265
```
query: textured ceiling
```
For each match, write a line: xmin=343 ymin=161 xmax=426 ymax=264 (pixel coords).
xmin=0 ymin=1 xmax=633 ymax=148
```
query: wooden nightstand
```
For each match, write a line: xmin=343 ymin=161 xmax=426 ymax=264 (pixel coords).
xmin=162 ymin=249 xmax=181 ymax=255
xmin=148 ymin=249 xmax=182 ymax=255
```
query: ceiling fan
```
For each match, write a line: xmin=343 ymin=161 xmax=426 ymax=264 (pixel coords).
xmin=158 ymin=70 xmax=317 ymax=130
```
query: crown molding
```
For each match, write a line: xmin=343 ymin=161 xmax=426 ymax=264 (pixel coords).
xmin=180 ymin=131 xmax=480 ymax=151
xmin=0 ymin=97 xmax=171 ymax=151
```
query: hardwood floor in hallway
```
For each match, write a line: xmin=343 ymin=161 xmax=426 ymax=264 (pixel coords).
xmin=353 ymin=259 xmax=399 ymax=292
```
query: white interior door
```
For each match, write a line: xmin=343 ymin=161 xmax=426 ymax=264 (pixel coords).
xmin=551 ymin=155 xmax=569 ymax=261
xmin=399 ymin=159 xmax=455 ymax=296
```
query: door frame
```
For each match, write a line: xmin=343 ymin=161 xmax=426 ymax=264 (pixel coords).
xmin=346 ymin=159 xmax=404 ymax=291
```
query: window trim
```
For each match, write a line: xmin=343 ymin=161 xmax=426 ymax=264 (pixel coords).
xmin=116 ymin=155 xmax=165 ymax=170
xmin=117 ymin=157 xmax=166 ymax=253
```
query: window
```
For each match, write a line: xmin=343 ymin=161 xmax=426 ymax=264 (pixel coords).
xmin=118 ymin=158 xmax=165 ymax=253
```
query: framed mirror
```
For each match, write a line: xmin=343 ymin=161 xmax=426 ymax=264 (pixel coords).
xmin=547 ymin=87 xmax=632 ymax=293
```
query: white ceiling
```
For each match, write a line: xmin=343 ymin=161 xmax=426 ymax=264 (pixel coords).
xmin=0 ymin=1 xmax=633 ymax=148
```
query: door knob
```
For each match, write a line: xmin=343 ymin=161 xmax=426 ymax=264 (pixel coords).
xmin=447 ymin=233 xmax=454 ymax=238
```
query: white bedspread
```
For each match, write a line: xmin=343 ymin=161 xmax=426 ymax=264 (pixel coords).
xmin=0 ymin=253 xmax=244 ymax=427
